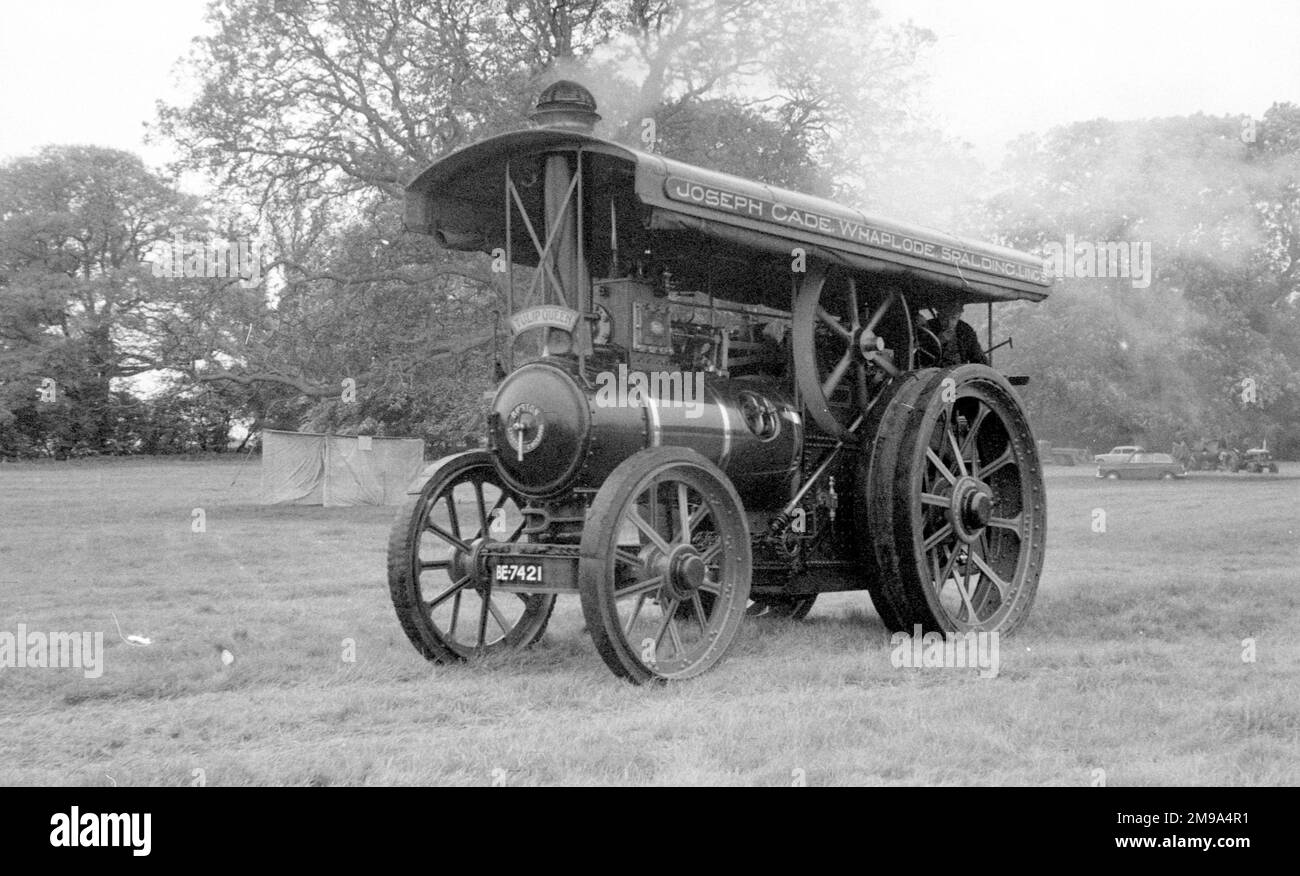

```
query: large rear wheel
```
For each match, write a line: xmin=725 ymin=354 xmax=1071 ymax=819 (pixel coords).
xmin=866 ymin=366 xmax=1046 ymax=634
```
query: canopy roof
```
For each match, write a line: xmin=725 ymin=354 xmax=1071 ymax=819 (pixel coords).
xmin=406 ymin=129 xmax=1050 ymax=304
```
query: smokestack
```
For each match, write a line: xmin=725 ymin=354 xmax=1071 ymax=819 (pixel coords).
xmin=529 ymin=80 xmax=601 ymax=134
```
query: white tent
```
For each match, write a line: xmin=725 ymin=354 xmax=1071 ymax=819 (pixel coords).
xmin=261 ymin=429 xmax=425 ymax=506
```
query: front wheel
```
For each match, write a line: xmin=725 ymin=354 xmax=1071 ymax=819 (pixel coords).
xmin=387 ymin=451 xmax=555 ymax=663
xmin=579 ymin=447 xmax=752 ymax=683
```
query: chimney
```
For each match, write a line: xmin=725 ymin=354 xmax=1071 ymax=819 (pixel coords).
xmin=529 ymin=80 xmax=601 ymax=134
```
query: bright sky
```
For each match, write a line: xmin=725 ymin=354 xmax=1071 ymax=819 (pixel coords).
xmin=875 ymin=0 xmax=1300 ymax=160
xmin=1 ymin=0 xmax=1298 ymax=167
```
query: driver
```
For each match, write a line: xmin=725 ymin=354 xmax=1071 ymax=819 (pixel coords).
xmin=922 ymin=302 xmax=988 ymax=367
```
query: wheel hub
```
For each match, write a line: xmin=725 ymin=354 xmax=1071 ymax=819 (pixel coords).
xmin=458 ymin=538 xmax=488 ymax=592
xmin=949 ymin=476 xmax=993 ymax=543
xmin=660 ymin=544 xmax=708 ymax=602
xmin=856 ymin=328 xmax=885 ymax=359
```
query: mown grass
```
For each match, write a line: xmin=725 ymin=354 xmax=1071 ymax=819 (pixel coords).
xmin=1 ymin=457 xmax=1296 ymax=785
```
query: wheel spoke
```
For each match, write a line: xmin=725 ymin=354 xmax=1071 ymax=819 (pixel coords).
xmin=698 ymin=576 xmax=723 ymax=596
xmin=955 ymin=558 xmax=980 ymax=622
xmin=447 ymin=590 xmax=462 ymax=637
xmin=615 ymin=573 xmax=666 ymax=599
xmin=427 ymin=575 xmax=471 ymax=611
xmin=960 ymin=406 xmax=989 ymax=459
xmin=667 ymin=618 xmax=685 ymax=657
xmin=920 ymin=492 xmax=948 ymax=508
xmin=690 ymin=592 xmax=708 ymax=630
xmin=862 ymin=291 xmax=896 ymax=335
xmin=866 ymin=350 xmax=901 ymax=377
xmin=987 ymin=514 xmax=1024 ymax=536
xmin=946 ymin=426 xmax=969 ymax=477
xmin=923 ymin=521 xmax=954 ymax=552
xmin=627 ymin=508 xmax=671 ymax=554
xmin=476 ymin=587 xmax=491 ymax=650
xmin=817 ymin=306 xmax=852 ymax=340
xmin=699 ymin=542 xmax=722 ymax=565
xmin=474 ymin=481 xmax=488 ymax=538
xmin=968 ymin=551 xmax=1010 ymax=601
xmin=651 ymin=604 xmax=674 ymax=652
xmin=444 ymin=493 xmax=460 ymax=540
xmin=821 ymin=346 xmax=854 ymax=398
xmin=475 ymin=491 xmax=509 ymax=540
xmin=676 ymin=482 xmax=692 ymax=544
xmin=847 ymin=276 xmax=861 ymax=330
xmin=980 ymin=447 xmax=1015 ymax=479
xmin=935 ymin=543 xmax=961 ymax=591
xmin=426 ymin=522 xmax=471 ymax=553
xmin=487 ymin=597 xmax=512 ymax=634
xmin=419 ymin=559 xmax=450 ymax=570
xmin=687 ymin=502 xmax=711 ymax=533
xmin=926 ymin=447 xmax=958 ymax=485
xmin=624 ymin=593 xmax=647 ymax=637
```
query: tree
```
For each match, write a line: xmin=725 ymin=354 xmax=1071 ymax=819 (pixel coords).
xmin=989 ymin=113 xmax=1300 ymax=455
xmin=0 ymin=146 xmax=211 ymax=455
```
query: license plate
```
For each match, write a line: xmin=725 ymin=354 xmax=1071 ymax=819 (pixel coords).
xmin=494 ymin=562 xmax=543 ymax=584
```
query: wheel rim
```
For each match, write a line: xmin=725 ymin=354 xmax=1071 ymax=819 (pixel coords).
xmin=793 ymin=263 xmax=913 ymax=438
xmin=580 ymin=451 xmax=751 ymax=682
xmin=398 ymin=456 xmax=553 ymax=659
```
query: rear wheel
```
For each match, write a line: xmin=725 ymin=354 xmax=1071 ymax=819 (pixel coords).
xmin=856 ymin=370 xmax=936 ymax=631
xmin=866 ymin=366 xmax=1046 ymax=635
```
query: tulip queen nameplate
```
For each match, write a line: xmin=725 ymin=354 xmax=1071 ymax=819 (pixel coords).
xmin=509 ymin=305 xmax=581 ymax=335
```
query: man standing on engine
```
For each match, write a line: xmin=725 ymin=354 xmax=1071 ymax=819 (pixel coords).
xmin=923 ymin=301 xmax=988 ymax=367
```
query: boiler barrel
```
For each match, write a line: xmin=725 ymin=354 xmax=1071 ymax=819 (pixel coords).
xmin=489 ymin=360 xmax=801 ymax=508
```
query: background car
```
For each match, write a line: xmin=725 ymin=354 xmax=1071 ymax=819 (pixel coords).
xmin=1094 ymin=444 xmax=1146 ymax=465
xmin=1232 ymin=448 xmax=1279 ymax=474
xmin=1097 ymin=451 xmax=1186 ymax=480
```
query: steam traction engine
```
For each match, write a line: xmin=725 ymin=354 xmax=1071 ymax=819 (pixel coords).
xmin=389 ymin=82 xmax=1051 ymax=683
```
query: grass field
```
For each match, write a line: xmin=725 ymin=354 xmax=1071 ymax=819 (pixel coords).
xmin=1 ymin=456 xmax=1297 ymax=786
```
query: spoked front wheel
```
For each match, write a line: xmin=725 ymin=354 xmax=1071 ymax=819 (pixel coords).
xmin=579 ymin=447 xmax=752 ymax=684
xmin=388 ymin=451 xmax=555 ymax=663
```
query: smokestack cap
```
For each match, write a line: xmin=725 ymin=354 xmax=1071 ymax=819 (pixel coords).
xmin=530 ymin=80 xmax=601 ymax=133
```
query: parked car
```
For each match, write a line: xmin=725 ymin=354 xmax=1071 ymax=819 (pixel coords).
xmin=1231 ymin=448 xmax=1279 ymax=474
xmin=1094 ymin=445 xmax=1146 ymax=465
xmin=1097 ymin=451 xmax=1186 ymax=480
